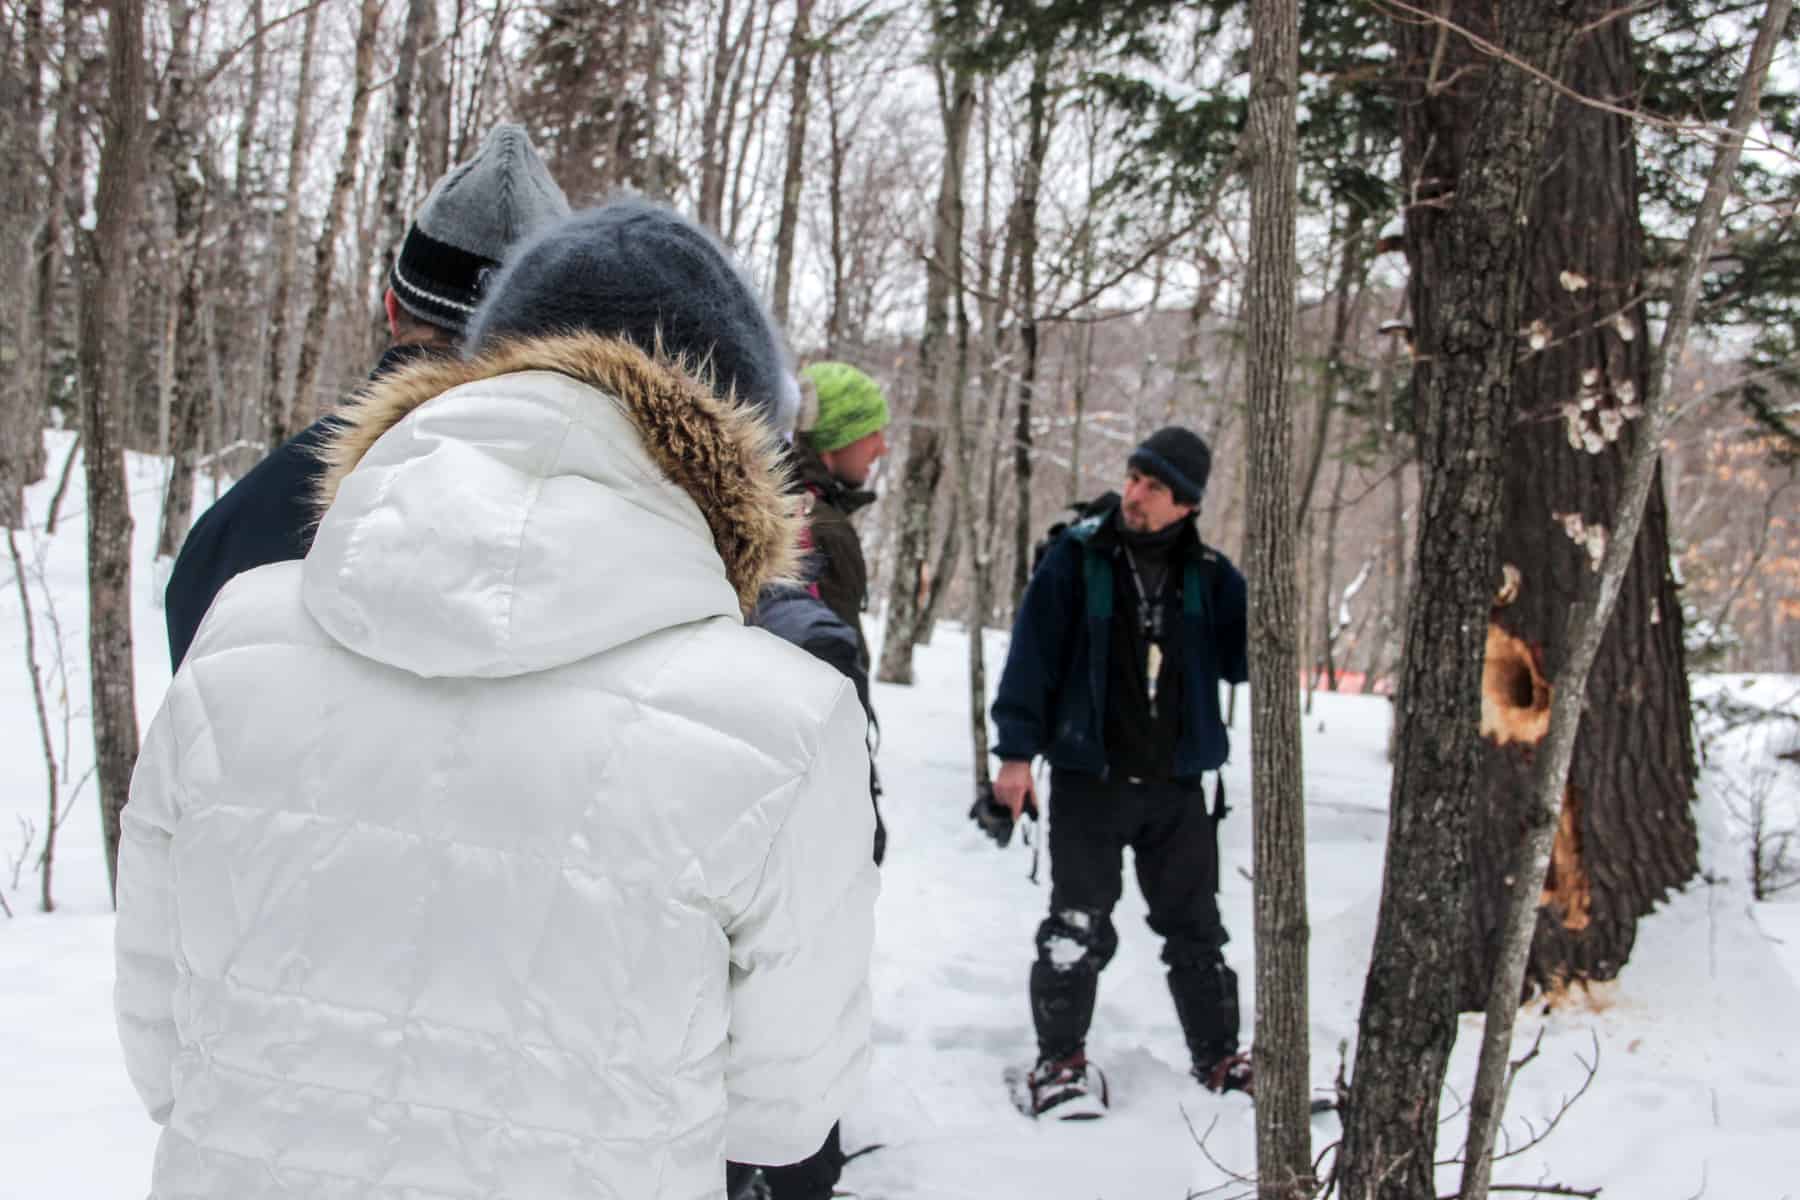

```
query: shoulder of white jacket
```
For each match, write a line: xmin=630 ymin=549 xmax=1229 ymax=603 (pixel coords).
xmin=667 ymin=618 xmax=854 ymax=728
xmin=187 ymin=560 xmax=334 ymax=666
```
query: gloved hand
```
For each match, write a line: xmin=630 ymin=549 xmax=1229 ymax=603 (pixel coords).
xmin=970 ymin=777 xmax=1036 ymax=847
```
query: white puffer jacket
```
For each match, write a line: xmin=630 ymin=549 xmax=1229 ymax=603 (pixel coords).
xmin=115 ymin=335 xmax=878 ymax=1200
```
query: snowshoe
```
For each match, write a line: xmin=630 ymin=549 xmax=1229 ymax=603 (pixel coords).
xmin=1193 ymin=1050 xmax=1255 ymax=1096
xmin=1007 ymin=1053 xmax=1110 ymax=1120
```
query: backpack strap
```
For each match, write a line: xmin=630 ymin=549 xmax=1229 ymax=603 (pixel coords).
xmin=1183 ymin=545 xmax=1219 ymax=621
xmin=1067 ymin=515 xmax=1111 ymax=622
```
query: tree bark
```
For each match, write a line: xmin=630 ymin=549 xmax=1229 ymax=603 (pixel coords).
xmin=416 ymin=0 xmax=449 ymax=185
xmin=770 ymin=0 xmax=814 ymax=329
xmin=259 ymin=0 xmax=322 ymax=448
xmin=697 ymin=0 xmax=741 ymax=233
xmin=1336 ymin=6 xmax=1581 ymax=1198
xmin=370 ymin=0 xmax=430 ymax=350
xmin=875 ymin=52 xmax=975 ymax=686
xmin=1459 ymin=5 xmax=1787 ymax=1196
xmin=822 ymin=42 xmax=847 ymax=353
xmin=1465 ymin=3 xmax=1697 ymax=1009
xmin=1245 ymin=1 xmax=1310 ymax=1193
xmin=80 ymin=0 xmax=147 ymax=903
xmin=292 ymin=0 xmax=382 ymax=428
xmin=1008 ymin=46 xmax=1052 ymax=612
xmin=154 ymin=0 xmax=214 ymax=560
xmin=0 ymin=14 xmax=38 ymax=524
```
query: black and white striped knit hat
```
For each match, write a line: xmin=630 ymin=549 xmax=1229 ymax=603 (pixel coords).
xmin=389 ymin=124 xmax=569 ymax=334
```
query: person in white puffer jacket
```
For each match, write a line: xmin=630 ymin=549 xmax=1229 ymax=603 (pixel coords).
xmin=114 ymin=200 xmax=878 ymax=1200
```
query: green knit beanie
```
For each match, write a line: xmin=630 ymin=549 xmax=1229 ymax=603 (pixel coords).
xmin=800 ymin=361 xmax=890 ymax=453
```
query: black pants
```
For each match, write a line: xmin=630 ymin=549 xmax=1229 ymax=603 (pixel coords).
xmin=1030 ymin=770 xmax=1239 ymax=1068
xmin=725 ymin=1119 xmax=844 ymax=1199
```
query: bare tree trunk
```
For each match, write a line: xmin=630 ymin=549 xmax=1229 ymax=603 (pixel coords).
xmin=1245 ymin=1 xmax=1310 ymax=1193
xmin=875 ymin=54 xmax=975 ymax=686
xmin=1295 ymin=196 xmax=1369 ymax=528
xmin=234 ymin=0 xmax=264 ymax=195
xmin=8 ymin=528 xmax=59 ymax=911
xmin=292 ymin=0 xmax=382 ymax=428
xmin=1008 ymin=45 xmax=1052 ymax=612
xmin=259 ymin=0 xmax=322 ymax=448
xmin=416 ymin=0 xmax=449 ymax=184
xmin=0 ymin=19 xmax=38 ymax=524
xmin=452 ymin=3 xmax=508 ymax=165
xmin=697 ymin=0 xmax=740 ymax=232
xmin=154 ymin=0 xmax=214 ymax=560
xmin=1318 ymin=453 xmax=1349 ymax=692
xmin=1336 ymin=7 xmax=1581 ymax=1197
xmin=370 ymin=0 xmax=430 ymax=350
xmin=1459 ymin=6 xmax=1787 ymax=1197
xmin=723 ymin=6 xmax=783 ymax=249
xmin=770 ymin=0 xmax=814 ymax=328
xmin=33 ymin=0 xmax=84 ymax=478
xmin=822 ymin=42 xmax=847 ymax=353
xmin=80 ymin=0 xmax=147 ymax=904
xmin=945 ymin=178 xmax=987 ymax=785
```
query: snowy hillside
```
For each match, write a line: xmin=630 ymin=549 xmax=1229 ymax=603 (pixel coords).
xmin=3 ymin=430 xmax=1797 ymax=1198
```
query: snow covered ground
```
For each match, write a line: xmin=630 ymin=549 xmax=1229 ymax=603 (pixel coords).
xmin=3 ymin=430 xmax=1797 ymax=1198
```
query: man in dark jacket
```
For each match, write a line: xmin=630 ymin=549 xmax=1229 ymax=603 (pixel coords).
xmin=163 ymin=125 xmax=569 ymax=668
xmin=990 ymin=425 xmax=1251 ymax=1119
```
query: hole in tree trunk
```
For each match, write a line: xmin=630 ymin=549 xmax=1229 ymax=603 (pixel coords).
xmin=1480 ymin=622 xmax=1552 ymax=747
xmin=1540 ymin=784 xmax=1592 ymax=932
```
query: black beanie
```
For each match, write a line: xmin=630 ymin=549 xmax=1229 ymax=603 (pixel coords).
xmin=1128 ymin=425 xmax=1212 ymax=506
xmin=463 ymin=199 xmax=798 ymax=434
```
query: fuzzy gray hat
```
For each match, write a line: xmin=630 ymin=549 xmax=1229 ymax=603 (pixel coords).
xmin=465 ymin=199 xmax=798 ymax=434
xmin=389 ymin=124 xmax=570 ymax=333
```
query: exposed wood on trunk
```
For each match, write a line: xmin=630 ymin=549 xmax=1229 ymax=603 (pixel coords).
xmin=80 ymin=0 xmax=148 ymax=902
xmin=1467 ymin=4 xmax=1697 ymax=1007
xmin=1458 ymin=5 xmax=1788 ymax=1196
xmin=1336 ymin=7 xmax=1581 ymax=1197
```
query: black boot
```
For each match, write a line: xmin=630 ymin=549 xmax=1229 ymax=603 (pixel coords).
xmin=1030 ymin=959 xmax=1098 ymax=1061
xmin=1168 ymin=961 xmax=1240 ymax=1070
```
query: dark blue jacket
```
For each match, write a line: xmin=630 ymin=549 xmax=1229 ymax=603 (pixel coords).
xmin=991 ymin=501 xmax=1248 ymax=780
xmin=164 ymin=344 xmax=442 ymax=669
xmin=751 ymin=585 xmax=872 ymax=721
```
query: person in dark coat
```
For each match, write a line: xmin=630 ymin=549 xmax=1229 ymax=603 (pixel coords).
xmin=989 ymin=425 xmax=1252 ymax=1118
xmin=163 ymin=124 xmax=569 ymax=668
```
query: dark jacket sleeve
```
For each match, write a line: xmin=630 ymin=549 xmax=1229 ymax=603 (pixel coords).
xmin=1215 ymin=557 xmax=1249 ymax=686
xmin=164 ymin=421 xmax=334 ymax=670
xmin=991 ymin=534 xmax=1081 ymax=763
xmin=806 ymin=506 xmax=869 ymax=632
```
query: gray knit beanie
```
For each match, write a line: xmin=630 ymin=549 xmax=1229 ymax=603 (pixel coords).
xmin=389 ymin=124 xmax=570 ymax=333
xmin=465 ymin=199 xmax=799 ymax=434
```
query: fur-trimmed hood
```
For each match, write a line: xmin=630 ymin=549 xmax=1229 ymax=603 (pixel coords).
xmin=300 ymin=332 xmax=804 ymax=679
